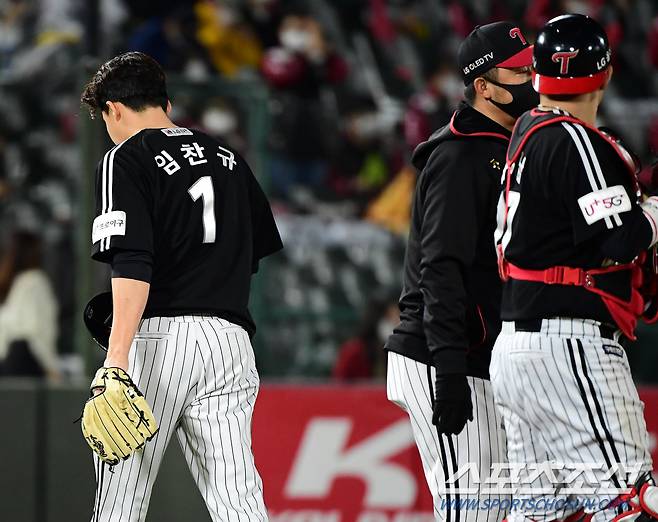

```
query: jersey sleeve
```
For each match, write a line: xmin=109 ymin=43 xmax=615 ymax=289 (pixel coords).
xmin=416 ymin=144 xmax=490 ymax=374
xmin=558 ymin=123 xmax=637 ymax=245
xmin=247 ymin=167 xmax=283 ymax=272
xmin=91 ymin=143 xmax=155 ymax=264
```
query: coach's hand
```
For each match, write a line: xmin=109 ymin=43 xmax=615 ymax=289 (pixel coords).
xmin=432 ymin=374 xmax=473 ymax=435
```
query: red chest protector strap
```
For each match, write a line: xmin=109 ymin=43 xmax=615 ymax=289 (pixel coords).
xmin=498 ymin=110 xmax=644 ymax=340
xmin=500 ymin=258 xmax=644 ymax=340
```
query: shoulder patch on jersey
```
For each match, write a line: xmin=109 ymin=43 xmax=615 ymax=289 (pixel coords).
xmin=161 ymin=127 xmax=193 ymax=137
xmin=577 ymin=185 xmax=632 ymax=225
xmin=92 ymin=210 xmax=126 ymax=244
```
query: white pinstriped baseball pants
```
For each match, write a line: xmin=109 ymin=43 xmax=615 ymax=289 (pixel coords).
xmin=91 ymin=315 xmax=268 ymax=522
xmin=387 ymin=351 xmax=509 ymax=522
xmin=490 ymin=318 xmax=653 ymax=522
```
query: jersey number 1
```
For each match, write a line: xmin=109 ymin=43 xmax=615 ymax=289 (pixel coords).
xmin=188 ymin=176 xmax=216 ymax=243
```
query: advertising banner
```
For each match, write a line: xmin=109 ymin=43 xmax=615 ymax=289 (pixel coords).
xmin=253 ymin=385 xmax=658 ymax=522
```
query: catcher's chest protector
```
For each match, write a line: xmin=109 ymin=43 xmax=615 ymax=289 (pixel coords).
xmin=498 ymin=109 xmax=657 ymax=340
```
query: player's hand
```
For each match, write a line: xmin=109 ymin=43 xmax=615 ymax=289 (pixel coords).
xmin=103 ymin=347 xmax=129 ymax=374
xmin=94 ymin=355 xmax=128 ymax=396
xmin=103 ymin=356 xmax=129 ymax=373
xmin=432 ymin=374 xmax=473 ymax=435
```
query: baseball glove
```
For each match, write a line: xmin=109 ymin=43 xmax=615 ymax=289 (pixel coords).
xmin=81 ymin=367 xmax=158 ymax=466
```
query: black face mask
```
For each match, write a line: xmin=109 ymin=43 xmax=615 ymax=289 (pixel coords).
xmin=486 ymin=79 xmax=539 ymax=119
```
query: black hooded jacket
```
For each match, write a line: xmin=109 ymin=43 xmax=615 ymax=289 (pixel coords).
xmin=385 ymin=102 xmax=510 ymax=379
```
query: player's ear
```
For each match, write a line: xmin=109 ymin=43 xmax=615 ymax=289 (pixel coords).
xmin=474 ymin=77 xmax=490 ymax=100
xmin=597 ymin=67 xmax=613 ymax=105
xmin=106 ymin=101 xmax=121 ymax=122
xmin=603 ymin=66 xmax=613 ymax=88
xmin=166 ymin=100 xmax=172 ymax=114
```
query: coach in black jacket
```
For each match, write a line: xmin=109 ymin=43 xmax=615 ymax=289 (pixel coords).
xmin=384 ymin=22 xmax=539 ymax=520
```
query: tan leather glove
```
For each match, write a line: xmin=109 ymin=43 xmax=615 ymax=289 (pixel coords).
xmin=81 ymin=367 xmax=158 ymax=466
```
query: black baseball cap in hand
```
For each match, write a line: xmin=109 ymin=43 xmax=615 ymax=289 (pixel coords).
xmin=459 ymin=21 xmax=533 ymax=85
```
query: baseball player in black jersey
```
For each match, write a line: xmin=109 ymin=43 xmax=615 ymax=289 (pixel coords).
xmin=80 ymin=52 xmax=281 ymax=521
xmin=493 ymin=14 xmax=658 ymax=522
xmin=385 ymin=22 xmax=538 ymax=521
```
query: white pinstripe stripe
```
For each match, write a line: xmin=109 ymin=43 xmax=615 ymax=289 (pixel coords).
xmin=205 ymin=325 xmax=239 ymax=520
xmin=561 ymin=122 xmax=613 ymax=229
xmin=573 ymin=123 xmax=623 ymax=226
xmin=90 ymin=317 xmax=269 ymax=521
xmin=490 ymin=320 xmax=652 ymax=520
xmin=568 ymin=338 xmax=624 ymax=489
xmin=390 ymin=355 xmax=442 ymax=515
xmin=235 ymin=331 xmax=266 ymax=518
xmin=100 ymin=148 xmax=112 ymax=244
xmin=100 ymin=145 xmax=119 ymax=252
xmin=93 ymin=459 xmax=102 ymax=522
xmin=138 ymin=321 xmax=186 ymax=517
xmin=100 ymin=141 xmax=127 ymax=252
xmin=225 ymin=335 xmax=250 ymax=522
xmin=103 ymin=144 xmax=120 ymax=251
xmin=386 ymin=352 xmax=507 ymax=522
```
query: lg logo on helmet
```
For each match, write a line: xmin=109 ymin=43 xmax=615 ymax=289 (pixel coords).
xmin=552 ymin=50 xmax=579 ymax=74
xmin=597 ymin=49 xmax=612 ymax=71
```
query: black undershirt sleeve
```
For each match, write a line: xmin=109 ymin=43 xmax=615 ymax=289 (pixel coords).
xmin=110 ymin=249 xmax=154 ymax=283
xmin=598 ymin=207 xmax=653 ymax=263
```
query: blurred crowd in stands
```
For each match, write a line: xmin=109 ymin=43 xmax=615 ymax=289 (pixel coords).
xmin=0 ymin=0 xmax=657 ymax=381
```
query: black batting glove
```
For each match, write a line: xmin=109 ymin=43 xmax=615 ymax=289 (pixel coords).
xmin=432 ymin=373 xmax=474 ymax=435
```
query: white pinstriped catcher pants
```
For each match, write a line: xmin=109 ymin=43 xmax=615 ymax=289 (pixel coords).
xmin=387 ymin=351 xmax=509 ymax=522
xmin=90 ymin=315 xmax=268 ymax=522
xmin=490 ymin=318 xmax=653 ymax=522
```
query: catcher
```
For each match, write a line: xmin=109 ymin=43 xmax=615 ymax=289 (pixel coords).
xmin=493 ymin=14 xmax=658 ymax=522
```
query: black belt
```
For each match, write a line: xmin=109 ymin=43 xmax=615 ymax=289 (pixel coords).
xmin=513 ymin=318 xmax=625 ymax=346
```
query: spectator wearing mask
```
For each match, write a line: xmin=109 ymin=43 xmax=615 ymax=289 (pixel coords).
xmin=0 ymin=231 xmax=59 ymax=380
xmin=261 ymin=10 xmax=348 ymax=201
xmin=404 ymin=60 xmax=462 ymax=151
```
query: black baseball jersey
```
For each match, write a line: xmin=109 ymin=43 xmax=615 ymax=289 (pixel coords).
xmin=91 ymin=127 xmax=283 ymax=335
xmin=496 ymin=108 xmax=652 ymax=324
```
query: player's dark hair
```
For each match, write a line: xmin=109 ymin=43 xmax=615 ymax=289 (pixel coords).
xmin=81 ymin=52 xmax=169 ymax=119
xmin=464 ymin=68 xmax=498 ymax=105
